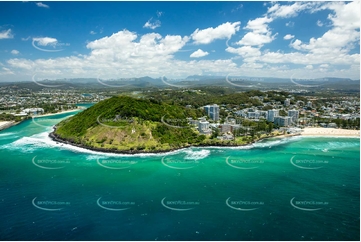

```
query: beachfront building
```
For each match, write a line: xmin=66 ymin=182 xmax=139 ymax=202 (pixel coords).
xmin=23 ymin=108 xmax=44 ymax=115
xmin=274 ymin=116 xmax=292 ymax=127
xmin=204 ymin=104 xmax=219 ymax=121
xmin=288 ymin=109 xmax=299 ymax=123
xmin=198 ymin=120 xmax=212 ymax=134
xmin=267 ymin=109 xmax=279 ymax=122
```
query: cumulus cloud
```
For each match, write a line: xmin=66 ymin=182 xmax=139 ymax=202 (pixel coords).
xmin=33 ymin=37 xmax=58 ymax=46
xmin=288 ymin=2 xmax=360 ymax=55
xmin=11 ymin=50 xmax=19 ymax=55
xmin=237 ymin=17 xmax=275 ymax=46
xmin=226 ymin=45 xmax=261 ymax=59
xmin=2 ymin=1 xmax=360 ymax=81
xmin=267 ymin=2 xmax=322 ymax=18
xmin=243 ymin=16 xmax=273 ymax=34
xmin=284 ymin=34 xmax=294 ymax=40
xmin=32 ymin=37 xmax=69 ymax=52
xmin=190 ymin=49 xmax=209 ymax=58
xmin=227 ymin=1 xmax=359 ymax=78
xmin=191 ymin=22 xmax=241 ymax=44
xmin=0 ymin=29 xmax=13 ymax=39
xmin=36 ymin=2 xmax=49 ymax=8
xmin=289 ymin=39 xmax=302 ymax=50
xmin=238 ymin=32 xmax=275 ymax=46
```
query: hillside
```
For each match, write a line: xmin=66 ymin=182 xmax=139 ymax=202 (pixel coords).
xmin=52 ymin=96 xmax=205 ymax=152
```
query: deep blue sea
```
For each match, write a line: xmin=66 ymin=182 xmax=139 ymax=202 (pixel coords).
xmin=0 ymin=106 xmax=359 ymax=241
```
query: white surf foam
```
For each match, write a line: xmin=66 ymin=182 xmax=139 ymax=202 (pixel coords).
xmin=0 ymin=132 xmax=18 ymax=137
xmin=251 ymin=136 xmax=302 ymax=148
xmin=183 ymin=149 xmax=210 ymax=160
xmin=311 ymin=140 xmax=360 ymax=151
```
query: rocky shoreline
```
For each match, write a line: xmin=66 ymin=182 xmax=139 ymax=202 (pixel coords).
xmin=49 ymin=129 xmax=298 ymax=155
xmin=49 ymin=130 xmax=193 ymax=155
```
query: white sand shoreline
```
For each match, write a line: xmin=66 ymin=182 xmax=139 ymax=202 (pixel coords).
xmin=0 ymin=121 xmax=16 ymax=131
xmin=301 ymin=127 xmax=360 ymax=137
xmin=32 ymin=108 xmax=83 ymax=118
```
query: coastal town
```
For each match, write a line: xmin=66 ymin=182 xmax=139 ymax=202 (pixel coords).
xmin=0 ymin=85 xmax=359 ymax=138
xmin=192 ymin=96 xmax=360 ymax=139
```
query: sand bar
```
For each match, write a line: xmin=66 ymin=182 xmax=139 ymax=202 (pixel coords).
xmin=32 ymin=108 xmax=83 ymax=118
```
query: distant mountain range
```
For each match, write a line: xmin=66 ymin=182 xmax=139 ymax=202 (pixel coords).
xmin=0 ymin=75 xmax=359 ymax=92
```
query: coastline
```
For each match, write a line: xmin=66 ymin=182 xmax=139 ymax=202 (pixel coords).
xmin=49 ymin=127 xmax=359 ymax=155
xmin=49 ymin=130 xmax=193 ymax=155
xmin=48 ymin=129 xmax=296 ymax=155
xmin=0 ymin=121 xmax=16 ymax=131
xmin=301 ymin=127 xmax=360 ymax=137
xmin=0 ymin=120 xmax=26 ymax=132
xmin=0 ymin=108 xmax=82 ymax=132
xmin=32 ymin=108 xmax=83 ymax=118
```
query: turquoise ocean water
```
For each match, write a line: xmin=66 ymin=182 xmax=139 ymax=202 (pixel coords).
xmin=0 ymin=106 xmax=359 ymax=240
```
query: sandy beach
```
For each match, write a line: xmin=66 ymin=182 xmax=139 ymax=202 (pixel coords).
xmin=0 ymin=121 xmax=16 ymax=131
xmin=32 ymin=108 xmax=83 ymax=118
xmin=301 ymin=127 xmax=360 ymax=137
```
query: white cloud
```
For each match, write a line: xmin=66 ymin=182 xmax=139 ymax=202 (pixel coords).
xmin=284 ymin=34 xmax=294 ymax=40
xmin=325 ymin=1 xmax=360 ymax=30
xmin=33 ymin=37 xmax=58 ymax=46
xmin=237 ymin=32 xmax=275 ymax=46
xmin=240 ymin=62 xmax=263 ymax=69
xmin=11 ymin=50 xmax=19 ymax=55
xmin=191 ymin=22 xmax=240 ymax=44
xmin=143 ymin=18 xmax=161 ymax=30
xmin=0 ymin=29 xmax=13 ymax=39
xmin=316 ymin=20 xmax=323 ymax=27
xmin=31 ymin=37 xmax=69 ymax=52
xmin=36 ymin=2 xmax=49 ymax=8
xmin=7 ymin=30 xmax=243 ymax=80
xmin=288 ymin=3 xmax=360 ymax=55
xmin=289 ymin=39 xmax=302 ymax=50
xmin=2 ymin=1 xmax=360 ymax=81
xmin=226 ymin=45 xmax=261 ymax=59
xmin=243 ymin=16 xmax=273 ymax=34
xmin=90 ymin=30 xmax=96 ymax=35
xmin=0 ymin=67 xmax=14 ymax=75
xmin=190 ymin=49 xmax=209 ymax=58
xmin=237 ymin=17 xmax=275 ymax=46
xmin=21 ymin=36 xmax=31 ymax=41
xmin=267 ymin=2 xmax=322 ymax=19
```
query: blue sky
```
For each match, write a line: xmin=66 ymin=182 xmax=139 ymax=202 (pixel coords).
xmin=0 ymin=1 xmax=359 ymax=82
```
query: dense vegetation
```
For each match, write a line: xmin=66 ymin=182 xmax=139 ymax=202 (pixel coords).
xmin=0 ymin=113 xmax=23 ymax=122
xmin=146 ymin=88 xmax=307 ymax=109
xmin=54 ymin=96 xmax=205 ymax=151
